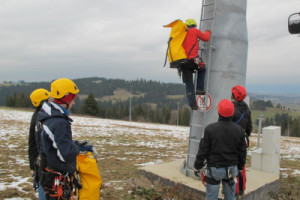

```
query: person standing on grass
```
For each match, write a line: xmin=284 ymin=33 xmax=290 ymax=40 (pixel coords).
xmin=36 ymin=78 xmax=91 ymax=200
xmin=28 ymin=88 xmax=50 ymax=200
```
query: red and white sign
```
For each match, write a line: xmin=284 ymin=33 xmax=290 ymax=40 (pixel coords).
xmin=196 ymin=93 xmax=212 ymax=112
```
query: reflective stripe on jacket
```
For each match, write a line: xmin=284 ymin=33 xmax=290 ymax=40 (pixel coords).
xmin=37 ymin=102 xmax=80 ymax=173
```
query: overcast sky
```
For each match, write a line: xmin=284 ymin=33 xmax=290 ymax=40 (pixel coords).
xmin=0 ymin=0 xmax=300 ymax=93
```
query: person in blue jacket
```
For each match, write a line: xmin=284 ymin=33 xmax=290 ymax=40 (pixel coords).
xmin=36 ymin=78 xmax=90 ymax=200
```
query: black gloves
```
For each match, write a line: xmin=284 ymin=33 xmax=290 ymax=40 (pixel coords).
xmin=74 ymin=140 xmax=93 ymax=152
xmin=194 ymin=168 xmax=200 ymax=177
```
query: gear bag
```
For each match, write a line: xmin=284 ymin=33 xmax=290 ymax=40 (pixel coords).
xmin=76 ymin=152 xmax=102 ymax=200
xmin=163 ymin=19 xmax=188 ymax=68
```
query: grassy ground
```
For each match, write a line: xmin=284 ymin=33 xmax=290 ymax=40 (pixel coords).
xmin=0 ymin=109 xmax=299 ymax=200
xmin=166 ymin=95 xmax=185 ymax=100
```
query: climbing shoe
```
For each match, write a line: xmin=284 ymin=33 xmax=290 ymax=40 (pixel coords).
xmin=191 ymin=105 xmax=198 ymax=110
xmin=196 ymin=90 xmax=206 ymax=95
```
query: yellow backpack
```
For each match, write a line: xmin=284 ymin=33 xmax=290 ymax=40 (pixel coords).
xmin=163 ymin=19 xmax=188 ymax=68
xmin=76 ymin=152 xmax=102 ymax=200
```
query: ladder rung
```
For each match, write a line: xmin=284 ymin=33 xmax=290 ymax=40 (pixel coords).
xmin=201 ymin=17 xmax=214 ymax=21
xmin=200 ymin=47 xmax=210 ymax=50
xmin=189 ymin=139 xmax=201 ymax=142
xmin=203 ymin=2 xmax=215 ymax=7
xmin=200 ymin=45 xmax=216 ymax=50
xmin=190 ymin=124 xmax=204 ymax=127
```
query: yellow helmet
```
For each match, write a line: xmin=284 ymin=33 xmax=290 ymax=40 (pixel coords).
xmin=30 ymin=88 xmax=50 ymax=107
xmin=185 ymin=18 xmax=197 ymax=27
xmin=50 ymin=78 xmax=79 ymax=99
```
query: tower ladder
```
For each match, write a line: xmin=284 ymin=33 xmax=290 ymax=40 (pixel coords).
xmin=184 ymin=0 xmax=217 ymax=176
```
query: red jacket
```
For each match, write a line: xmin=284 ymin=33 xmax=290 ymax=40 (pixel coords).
xmin=182 ymin=28 xmax=211 ymax=59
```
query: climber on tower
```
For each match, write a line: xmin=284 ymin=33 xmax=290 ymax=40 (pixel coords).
xmin=181 ymin=18 xmax=211 ymax=110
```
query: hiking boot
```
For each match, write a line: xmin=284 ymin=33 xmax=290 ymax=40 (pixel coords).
xmin=196 ymin=90 xmax=206 ymax=95
xmin=191 ymin=105 xmax=198 ymax=110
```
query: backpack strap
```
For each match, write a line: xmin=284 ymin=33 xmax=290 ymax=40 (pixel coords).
xmin=36 ymin=121 xmax=43 ymax=153
xmin=164 ymin=37 xmax=173 ymax=67
xmin=235 ymin=112 xmax=245 ymax=124
xmin=187 ymin=39 xmax=199 ymax=58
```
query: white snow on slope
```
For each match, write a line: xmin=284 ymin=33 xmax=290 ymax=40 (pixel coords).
xmin=0 ymin=108 xmax=300 ymax=197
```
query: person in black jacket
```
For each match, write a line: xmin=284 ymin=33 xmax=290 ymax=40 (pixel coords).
xmin=28 ymin=88 xmax=50 ymax=200
xmin=231 ymin=85 xmax=252 ymax=195
xmin=194 ymin=99 xmax=247 ymax=200
xmin=231 ymin=85 xmax=252 ymax=147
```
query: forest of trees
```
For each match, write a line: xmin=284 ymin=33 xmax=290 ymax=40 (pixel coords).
xmin=252 ymin=99 xmax=300 ymax=137
xmin=79 ymin=93 xmax=191 ymax=126
xmin=250 ymin=99 xmax=273 ymax=110
xmin=2 ymin=77 xmax=300 ymax=136
xmin=4 ymin=90 xmax=191 ymax=126
xmin=0 ymin=77 xmax=187 ymax=109
xmin=262 ymin=113 xmax=300 ymax=137
xmin=1 ymin=77 xmax=192 ymax=125
xmin=5 ymin=92 xmax=31 ymax=108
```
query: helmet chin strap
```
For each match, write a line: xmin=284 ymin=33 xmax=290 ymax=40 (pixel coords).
xmin=55 ymin=99 xmax=70 ymax=109
xmin=66 ymin=103 xmax=70 ymax=110
xmin=231 ymin=93 xmax=237 ymax=101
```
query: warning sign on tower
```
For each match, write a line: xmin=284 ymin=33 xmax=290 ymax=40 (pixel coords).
xmin=196 ymin=94 xmax=212 ymax=112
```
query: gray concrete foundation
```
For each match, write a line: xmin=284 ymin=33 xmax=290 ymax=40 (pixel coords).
xmin=140 ymin=160 xmax=279 ymax=200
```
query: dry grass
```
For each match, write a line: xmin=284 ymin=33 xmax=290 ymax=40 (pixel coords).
xmin=0 ymin=109 xmax=299 ymax=200
xmin=77 ymin=89 xmax=145 ymax=102
xmin=166 ymin=95 xmax=185 ymax=100
xmin=100 ymin=89 xmax=145 ymax=102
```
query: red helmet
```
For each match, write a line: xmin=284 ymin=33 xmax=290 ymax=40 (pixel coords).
xmin=217 ymin=99 xmax=234 ymax=117
xmin=232 ymin=85 xmax=246 ymax=101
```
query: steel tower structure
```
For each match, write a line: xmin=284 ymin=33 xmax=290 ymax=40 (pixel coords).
xmin=181 ymin=0 xmax=248 ymax=178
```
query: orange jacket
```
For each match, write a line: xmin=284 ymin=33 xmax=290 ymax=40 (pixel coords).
xmin=182 ymin=28 xmax=211 ymax=59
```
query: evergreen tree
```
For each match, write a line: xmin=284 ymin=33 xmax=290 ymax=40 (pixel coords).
xmin=154 ymin=109 xmax=160 ymax=123
xmin=106 ymin=106 xmax=118 ymax=119
xmin=251 ymin=99 xmax=273 ymax=110
xmin=161 ymin=105 xmax=171 ymax=124
xmin=81 ymin=93 xmax=100 ymax=116
xmin=5 ymin=92 xmax=31 ymax=107
xmin=132 ymin=104 xmax=144 ymax=121
xmin=291 ymin=117 xmax=300 ymax=137
xmin=179 ymin=107 xmax=190 ymax=126
xmin=5 ymin=96 xmax=14 ymax=107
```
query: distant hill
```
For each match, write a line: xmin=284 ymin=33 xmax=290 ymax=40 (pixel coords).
xmin=249 ymin=93 xmax=300 ymax=108
xmin=0 ymin=77 xmax=188 ymax=109
xmin=2 ymin=77 xmax=300 ymax=135
xmin=1 ymin=77 xmax=300 ymax=109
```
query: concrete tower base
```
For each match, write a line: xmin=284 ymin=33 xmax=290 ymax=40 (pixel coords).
xmin=139 ymin=160 xmax=279 ymax=200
